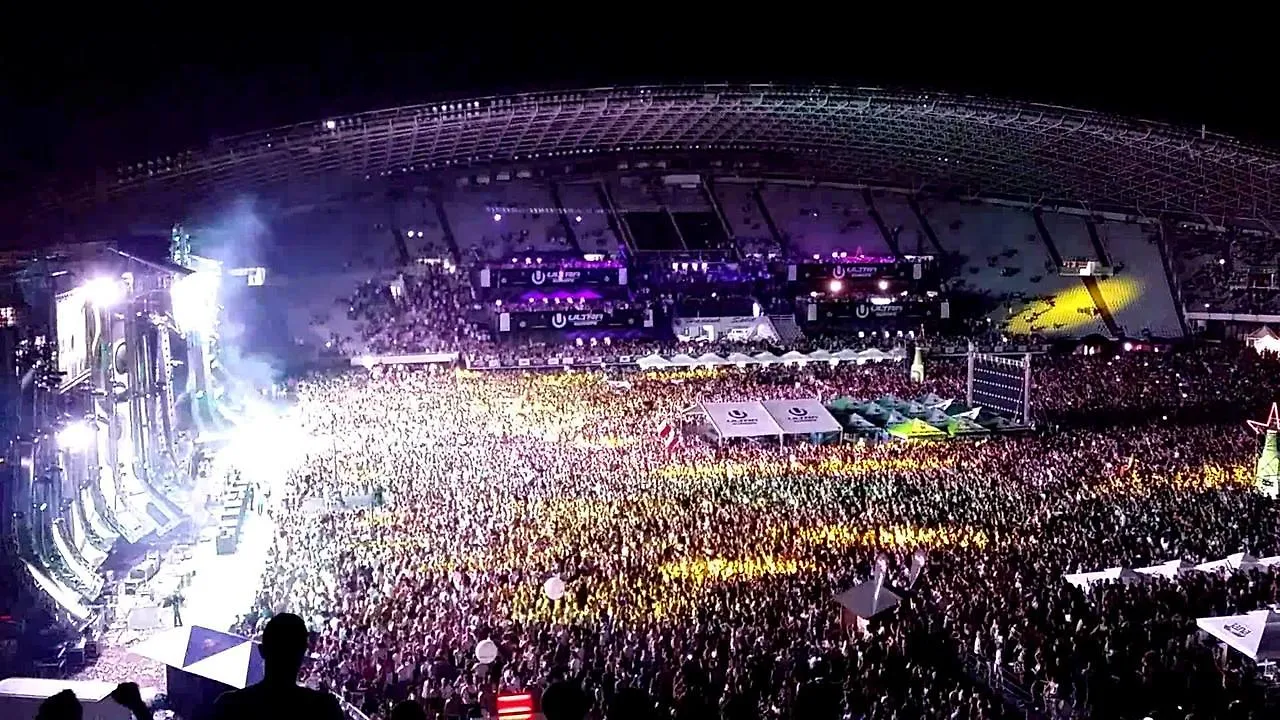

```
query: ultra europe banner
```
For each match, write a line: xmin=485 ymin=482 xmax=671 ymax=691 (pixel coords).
xmin=498 ymin=309 xmax=651 ymax=332
xmin=478 ymin=267 xmax=627 ymax=288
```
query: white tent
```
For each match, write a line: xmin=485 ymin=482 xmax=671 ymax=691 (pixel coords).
xmin=1064 ymin=567 xmax=1143 ymax=589
xmin=1135 ymin=559 xmax=1196 ymax=578
xmin=1197 ymin=609 xmax=1280 ymax=662
xmin=762 ymin=399 xmax=844 ymax=434
xmin=834 ymin=578 xmax=901 ymax=619
xmin=857 ymin=348 xmax=890 ymax=361
xmin=753 ymin=351 xmax=783 ymax=364
xmin=700 ymin=401 xmax=785 ymax=439
xmin=636 ymin=354 xmax=672 ymax=369
xmin=668 ymin=353 xmax=699 ymax=367
xmin=725 ymin=352 xmax=754 ymax=365
xmin=695 ymin=352 xmax=730 ymax=366
xmin=780 ymin=350 xmax=809 ymax=363
xmin=833 ymin=349 xmax=862 ymax=360
xmin=1195 ymin=552 xmax=1261 ymax=573
xmin=807 ymin=349 xmax=835 ymax=362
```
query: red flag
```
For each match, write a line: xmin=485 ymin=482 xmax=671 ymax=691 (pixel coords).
xmin=657 ymin=421 xmax=678 ymax=448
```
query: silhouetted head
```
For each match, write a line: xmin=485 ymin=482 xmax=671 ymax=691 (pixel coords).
xmin=390 ymin=699 xmax=427 ymax=720
xmin=259 ymin=612 xmax=309 ymax=680
xmin=607 ymin=687 xmax=654 ymax=720
xmin=541 ymin=681 xmax=589 ymax=720
xmin=37 ymin=690 xmax=82 ymax=720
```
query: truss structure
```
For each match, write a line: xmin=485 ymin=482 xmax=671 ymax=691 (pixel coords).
xmin=21 ymin=84 xmax=1280 ymax=229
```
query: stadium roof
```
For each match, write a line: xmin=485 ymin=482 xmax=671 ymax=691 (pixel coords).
xmin=18 ymin=84 xmax=1280 ymax=233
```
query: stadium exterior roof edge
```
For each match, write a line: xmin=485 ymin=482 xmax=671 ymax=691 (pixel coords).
xmin=16 ymin=84 xmax=1280 ymax=231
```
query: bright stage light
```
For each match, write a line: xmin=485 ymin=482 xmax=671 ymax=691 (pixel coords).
xmin=82 ymin=277 xmax=125 ymax=307
xmin=828 ymin=279 xmax=844 ymax=294
xmin=170 ymin=271 xmax=221 ymax=335
xmin=56 ymin=422 xmax=94 ymax=452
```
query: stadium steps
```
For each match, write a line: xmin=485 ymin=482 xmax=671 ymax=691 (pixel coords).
xmin=664 ymin=209 xmax=691 ymax=251
xmin=1082 ymin=217 xmax=1114 ymax=265
xmin=1082 ymin=277 xmax=1124 ymax=337
xmin=1031 ymin=208 xmax=1066 ymax=267
xmin=862 ymin=188 xmax=902 ymax=258
xmin=428 ymin=195 xmax=464 ymax=263
xmin=769 ymin=315 xmax=806 ymax=345
xmin=1155 ymin=221 xmax=1191 ymax=336
xmin=701 ymin=178 xmax=741 ymax=259
xmin=907 ymin=196 xmax=947 ymax=255
xmin=752 ymin=185 xmax=789 ymax=255
xmin=548 ymin=182 xmax=583 ymax=254
xmin=596 ymin=182 xmax=638 ymax=254
xmin=389 ymin=228 xmax=411 ymax=266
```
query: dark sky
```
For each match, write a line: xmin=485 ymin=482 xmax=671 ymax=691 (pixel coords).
xmin=0 ymin=25 xmax=1267 ymax=197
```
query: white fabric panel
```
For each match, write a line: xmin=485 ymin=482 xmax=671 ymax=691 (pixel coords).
xmin=762 ymin=399 xmax=844 ymax=434
xmin=702 ymin=402 xmax=784 ymax=438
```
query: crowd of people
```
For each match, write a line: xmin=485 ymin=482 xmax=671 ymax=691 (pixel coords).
xmin=204 ymin=345 xmax=1280 ymax=720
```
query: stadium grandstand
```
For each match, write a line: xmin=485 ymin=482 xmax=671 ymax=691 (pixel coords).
xmin=7 ymin=84 xmax=1280 ymax=720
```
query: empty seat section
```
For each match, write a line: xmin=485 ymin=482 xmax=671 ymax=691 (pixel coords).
xmin=713 ymin=181 xmax=777 ymax=257
xmin=558 ymin=182 xmax=621 ymax=257
xmin=392 ymin=192 xmax=449 ymax=259
xmin=872 ymin=193 xmax=929 ymax=256
xmin=264 ymin=200 xmax=400 ymax=273
xmin=929 ymin=203 xmax=1102 ymax=337
xmin=1039 ymin=213 xmax=1096 ymax=262
xmin=758 ymin=185 xmax=890 ymax=258
xmin=444 ymin=183 xmax=570 ymax=263
xmin=1097 ymin=223 xmax=1183 ymax=337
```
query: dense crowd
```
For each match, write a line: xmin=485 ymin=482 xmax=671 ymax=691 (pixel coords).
xmin=212 ymin=345 xmax=1280 ymax=720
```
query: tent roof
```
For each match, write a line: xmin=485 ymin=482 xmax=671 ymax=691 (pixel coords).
xmin=636 ymin=354 xmax=672 ymax=368
xmin=668 ymin=353 xmax=698 ymax=366
xmin=725 ymin=352 xmax=754 ymax=363
xmin=695 ymin=352 xmax=730 ymax=365
xmin=886 ymin=418 xmax=948 ymax=440
xmin=182 ymin=641 xmax=265 ymax=690
xmin=701 ymin=401 xmax=785 ymax=438
xmin=834 ymin=579 xmax=901 ymax=618
xmin=129 ymin=625 xmax=263 ymax=689
xmin=762 ymin=399 xmax=844 ymax=434
xmin=1197 ymin=609 xmax=1280 ymax=661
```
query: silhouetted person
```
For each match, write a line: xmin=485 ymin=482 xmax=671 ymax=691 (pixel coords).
xmin=541 ymin=681 xmax=588 ymax=720
xmin=607 ymin=687 xmax=654 ymax=720
xmin=390 ymin=699 xmax=427 ymax=720
xmin=211 ymin=613 xmax=342 ymax=720
xmin=36 ymin=690 xmax=81 ymax=720
xmin=110 ymin=682 xmax=153 ymax=720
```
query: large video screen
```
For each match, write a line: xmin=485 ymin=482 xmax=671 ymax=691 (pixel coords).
xmin=55 ymin=290 xmax=90 ymax=384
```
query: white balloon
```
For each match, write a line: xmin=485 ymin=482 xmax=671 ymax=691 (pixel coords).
xmin=543 ymin=576 xmax=566 ymax=601
xmin=475 ymin=638 xmax=499 ymax=664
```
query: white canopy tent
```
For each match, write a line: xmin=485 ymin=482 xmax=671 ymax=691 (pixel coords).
xmin=700 ymin=401 xmax=785 ymax=440
xmin=1064 ymin=567 xmax=1143 ymax=589
xmin=834 ymin=578 xmax=901 ymax=619
xmin=761 ymin=399 xmax=844 ymax=434
xmin=1197 ymin=609 xmax=1280 ymax=662
xmin=633 ymin=348 xmax=905 ymax=370
xmin=1134 ymin=559 xmax=1195 ymax=578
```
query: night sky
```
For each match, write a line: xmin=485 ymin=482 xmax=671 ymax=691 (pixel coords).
xmin=0 ymin=26 xmax=1266 ymax=201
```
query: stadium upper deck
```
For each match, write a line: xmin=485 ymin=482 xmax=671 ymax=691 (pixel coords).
xmin=14 ymin=84 xmax=1280 ymax=238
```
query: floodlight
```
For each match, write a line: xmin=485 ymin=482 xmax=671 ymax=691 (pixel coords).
xmin=83 ymin=277 xmax=125 ymax=307
xmin=56 ymin=422 xmax=94 ymax=452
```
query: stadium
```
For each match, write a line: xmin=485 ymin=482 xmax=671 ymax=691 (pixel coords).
xmin=3 ymin=84 xmax=1280 ymax=720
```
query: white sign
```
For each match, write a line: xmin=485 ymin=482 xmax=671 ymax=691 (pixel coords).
xmin=762 ymin=399 xmax=843 ymax=434
xmin=701 ymin=401 xmax=785 ymax=438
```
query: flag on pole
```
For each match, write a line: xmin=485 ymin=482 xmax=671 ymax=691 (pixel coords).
xmin=657 ymin=420 xmax=678 ymax=448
